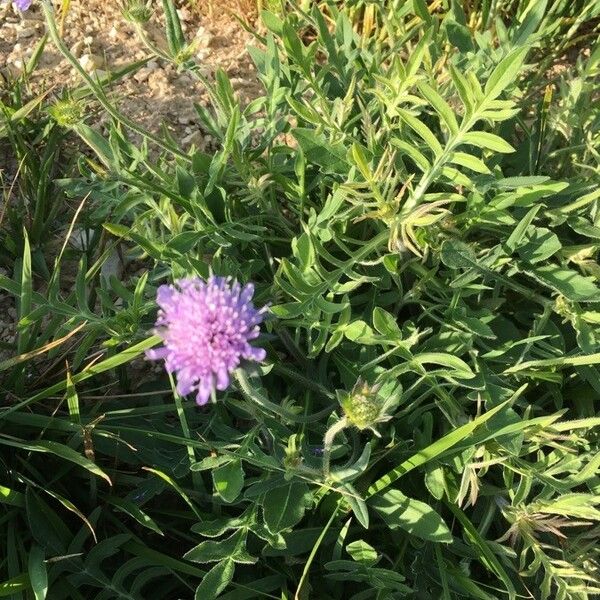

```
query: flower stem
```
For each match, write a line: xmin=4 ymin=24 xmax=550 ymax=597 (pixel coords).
xmin=322 ymin=417 xmax=348 ymax=479
xmin=168 ymin=374 xmax=204 ymax=492
xmin=233 ymin=369 xmax=334 ymax=424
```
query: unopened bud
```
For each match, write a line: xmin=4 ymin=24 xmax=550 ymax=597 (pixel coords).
xmin=338 ymin=378 xmax=386 ymax=431
xmin=48 ymin=97 xmax=85 ymax=127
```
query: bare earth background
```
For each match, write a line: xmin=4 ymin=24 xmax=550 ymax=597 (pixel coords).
xmin=0 ymin=0 xmax=262 ymax=360
xmin=0 ymin=1 xmax=261 ymax=143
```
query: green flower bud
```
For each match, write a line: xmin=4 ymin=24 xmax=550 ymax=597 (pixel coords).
xmin=338 ymin=379 xmax=387 ymax=432
xmin=48 ymin=97 xmax=85 ymax=127
xmin=120 ymin=0 xmax=153 ymax=24
xmin=283 ymin=433 xmax=302 ymax=470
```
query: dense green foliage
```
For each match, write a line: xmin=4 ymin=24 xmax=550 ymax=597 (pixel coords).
xmin=1 ymin=0 xmax=600 ymax=598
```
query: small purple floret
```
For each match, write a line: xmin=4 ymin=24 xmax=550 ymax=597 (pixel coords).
xmin=13 ymin=0 xmax=33 ymax=11
xmin=147 ymin=276 xmax=267 ymax=406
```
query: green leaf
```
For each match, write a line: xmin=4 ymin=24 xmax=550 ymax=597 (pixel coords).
xmin=505 ymin=205 xmax=542 ymax=252
xmin=450 ymin=151 xmax=491 ymax=174
xmin=26 ymin=489 xmax=70 ymax=554
xmin=504 ymin=353 xmax=600 ymax=374
xmin=162 ymin=0 xmax=186 ymax=55
xmin=346 ymin=540 xmax=379 ymax=565
xmin=418 ymin=82 xmax=459 ymax=135
xmin=106 ymin=496 xmax=164 ymax=536
xmin=370 ymin=489 xmax=452 ymax=543
xmin=263 ymin=482 xmax=310 ymax=534
xmin=213 ymin=460 xmax=245 ymax=504
xmin=517 ymin=227 xmax=561 ymax=263
xmin=447 ymin=503 xmax=517 ymax=599
xmin=412 ymin=0 xmax=432 ymax=24
xmin=260 ymin=10 xmax=283 ymax=34
xmin=367 ymin=393 xmax=519 ymax=497
xmin=411 ymin=352 xmax=476 ymax=379
xmin=344 ymin=320 xmax=378 ymax=345
xmin=372 ymin=308 xmax=401 ymax=337
xmin=525 ymin=264 xmax=600 ymax=302
xmin=484 ymin=46 xmax=529 ymax=100
xmin=144 ymin=467 xmax=202 ymax=520
xmin=0 ymin=485 xmax=24 ymax=507
xmin=195 ymin=559 xmax=235 ymax=600
xmin=398 ymin=109 xmax=443 ymax=157
xmin=343 ymin=484 xmax=370 ymax=529
xmin=293 ymin=128 xmax=349 ymax=174
xmin=18 ymin=227 xmax=32 ymax=356
xmin=0 ymin=575 xmax=29 ymax=598
xmin=28 ymin=546 xmax=48 ymax=600
xmin=184 ymin=530 xmax=256 ymax=565
xmin=462 ymin=131 xmax=515 ymax=153
xmin=445 ymin=19 xmax=474 ymax=53
xmin=537 ymin=494 xmax=600 ymax=521
xmin=0 ymin=438 xmax=111 ymax=485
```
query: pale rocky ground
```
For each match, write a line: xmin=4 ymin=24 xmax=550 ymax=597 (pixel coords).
xmin=0 ymin=0 xmax=262 ymax=145
xmin=0 ymin=0 xmax=263 ymax=361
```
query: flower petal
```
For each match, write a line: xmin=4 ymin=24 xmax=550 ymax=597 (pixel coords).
xmin=196 ymin=377 xmax=213 ymax=405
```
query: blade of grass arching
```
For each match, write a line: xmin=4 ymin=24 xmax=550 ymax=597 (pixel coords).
xmin=1 ymin=335 xmax=161 ymax=416
xmin=104 ymin=496 xmax=164 ymax=536
xmin=23 ymin=34 xmax=48 ymax=78
xmin=446 ymin=502 xmax=517 ymax=600
xmin=0 ymin=574 xmax=29 ymax=598
xmin=433 ymin=544 xmax=451 ymax=600
xmin=0 ymin=437 xmax=111 ymax=486
xmin=505 ymin=353 xmax=600 ymax=374
xmin=366 ymin=387 xmax=526 ymax=498
xmin=142 ymin=467 xmax=203 ymax=521
xmin=39 ymin=489 xmax=96 ymax=543
xmin=0 ymin=90 xmax=52 ymax=139
xmin=294 ymin=502 xmax=340 ymax=600
xmin=0 ymin=486 xmax=25 ymax=508
xmin=71 ymin=57 xmax=155 ymax=100
xmin=0 ymin=322 xmax=86 ymax=373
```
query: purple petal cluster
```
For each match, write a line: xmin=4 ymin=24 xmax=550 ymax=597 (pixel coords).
xmin=13 ymin=0 xmax=33 ymax=10
xmin=147 ymin=276 xmax=267 ymax=405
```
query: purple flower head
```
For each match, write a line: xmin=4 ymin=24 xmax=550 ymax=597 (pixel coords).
xmin=12 ymin=0 xmax=33 ymax=10
xmin=147 ymin=276 xmax=267 ymax=405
